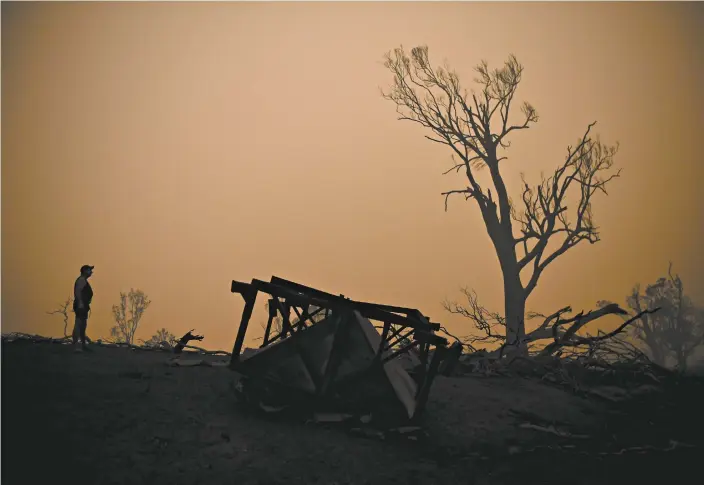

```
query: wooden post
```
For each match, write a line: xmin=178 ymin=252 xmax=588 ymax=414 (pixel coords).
xmin=376 ymin=321 xmax=391 ymax=359
xmin=412 ymin=344 xmax=446 ymax=421
xmin=229 ymin=286 xmax=258 ymax=369
xmin=272 ymin=298 xmax=293 ymax=338
xmin=415 ymin=340 xmax=430 ymax=389
xmin=262 ymin=298 xmax=278 ymax=347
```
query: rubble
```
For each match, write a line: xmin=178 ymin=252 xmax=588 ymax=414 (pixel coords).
xmin=227 ymin=276 xmax=451 ymax=426
xmin=438 ymin=341 xmax=463 ymax=376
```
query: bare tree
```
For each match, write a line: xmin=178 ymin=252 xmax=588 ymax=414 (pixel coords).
xmin=443 ymin=288 xmax=506 ymax=351
xmin=110 ymin=289 xmax=151 ymax=345
xmin=46 ymin=297 xmax=73 ymax=338
xmin=382 ymin=46 xmax=620 ymax=351
xmin=605 ymin=264 xmax=704 ymax=371
xmin=142 ymin=328 xmax=177 ymax=349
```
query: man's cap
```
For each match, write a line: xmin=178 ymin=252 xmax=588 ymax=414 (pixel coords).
xmin=80 ymin=265 xmax=95 ymax=273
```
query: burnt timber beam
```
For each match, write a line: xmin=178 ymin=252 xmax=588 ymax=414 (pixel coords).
xmin=262 ymin=298 xmax=278 ymax=346
xmin=272 ymin=298 xmax=292 ymax=338
xmin=387 ymin=328 xmax=416 ymax=349
xmin=383 ymin=324 xmax=407 ymax=348
xmin=293 ymin=305 xmax=325 ymax=327
xmin=375 ymin=321 xmax=392 ymax=359
xmin=231 ymin=280 xmax=254 ymax=297
xmin=265 ymin=306 xmax=326 ymax=345
xmin=412 ymin=311 xmax=434 ymax=386
xmin=229 ymin=280 xmax=259 ymax=368
xmin=270 ymin=276 xmax=442 ymax=332
xmin=416 ymin=342 xmax=429 ymax=387
xmin=412 ymin=344 xmax=447 ymax=421
xmin=262 ymin=315 xmax=274 ymax=347
xmin=291 ymin=304 xmax=324 ymax=328
xmin=382 ymin=339 xmax=421 ymax=362
xmin=272 ymin=276 xmax=416 ymax=314
xmin=290 ymin=304 xmax=306 ymax=328
xmin=270 ymin=280 xmax=445 ymax=339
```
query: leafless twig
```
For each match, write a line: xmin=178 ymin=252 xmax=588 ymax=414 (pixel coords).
xmin=46 ymin=297 xmax=73 ymax=337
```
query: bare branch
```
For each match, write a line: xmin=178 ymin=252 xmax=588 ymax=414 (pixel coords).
xmin=46 ymin=297 xmax=73 ymax=338
xmin=527 ymin=303 xmax=627 ymax=343
xmin=441 ymin=188 xmax=476 ymax=211
xmin=537 ymin=306 xmax=659 ymax=357
xmin=443 ymin=288 xmax=506 ymax=347
xmin=382 ymin=46 xmax=539 ymax=224
xmin=515 ymin=124 xmax=621 ymax=297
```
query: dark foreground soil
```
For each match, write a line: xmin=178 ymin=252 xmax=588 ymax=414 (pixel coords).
xmin=2 ymin=341 xmax=703 ymax=485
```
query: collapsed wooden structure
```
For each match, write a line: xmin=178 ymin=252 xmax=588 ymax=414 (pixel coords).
xmin=229 ymin=276 xmax=449 ymax=422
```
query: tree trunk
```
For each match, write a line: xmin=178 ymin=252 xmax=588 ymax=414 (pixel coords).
xmin=495 ymin=239 xmax=526 ymax=352
xmin=503 ymin=273 xmax=526 ymax=351
xmin=481 ymin=191 xmax=527 ymax=353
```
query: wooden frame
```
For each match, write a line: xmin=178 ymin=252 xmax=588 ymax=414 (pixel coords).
xmin=228 ymin=276 xmax=449 ymax=421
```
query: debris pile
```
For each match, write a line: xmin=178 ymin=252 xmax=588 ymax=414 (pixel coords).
xmin=227 ymin=276 xmax=451 ymax=427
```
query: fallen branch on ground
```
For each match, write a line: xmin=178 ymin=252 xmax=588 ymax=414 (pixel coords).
xmin=1 ymin=332 xmax=94 ymax=344
xmin=2 ymin=333 xmax=231 ymax=356
xmin=535 ymin=307 xmax=660 ymax=357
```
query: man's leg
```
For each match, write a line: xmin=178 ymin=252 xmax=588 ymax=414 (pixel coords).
xmin=80 ymin=318 xmax=88 ymax=349
xmin=73 ymin=309 xmax=87 ymax=352
xmin=72 ymin=315 xmax=81 ymax=346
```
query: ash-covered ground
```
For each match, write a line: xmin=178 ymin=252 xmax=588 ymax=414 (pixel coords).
xmin=2 ymin=340 xmax=702 ymax=484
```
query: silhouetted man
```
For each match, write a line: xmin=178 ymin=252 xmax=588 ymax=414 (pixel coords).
xmin=72 ymin=265 xmax=94 ymax=352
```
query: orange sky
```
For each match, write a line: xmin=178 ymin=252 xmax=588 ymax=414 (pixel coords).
xmin=2 ymin=1 xmax=703 ymax=351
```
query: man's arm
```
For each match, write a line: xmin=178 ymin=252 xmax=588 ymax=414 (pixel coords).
xmin=74 ymin=278 xmax=86 ymax=308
